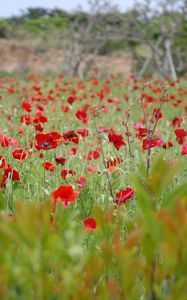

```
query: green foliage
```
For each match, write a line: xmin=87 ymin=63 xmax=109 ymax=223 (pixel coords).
xmin=0 ymin=157 xmax=187 ymax=299
xmin=0 ymin=18 xmax=10 ymax=38
xmin=23 ymin=15 xmax=69 ymax=35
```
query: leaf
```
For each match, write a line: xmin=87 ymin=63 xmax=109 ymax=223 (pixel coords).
xmin=149 ymin=156 xmax=184 ymax=197
xmin=164 ymin=183 xmax=187 ymax=211
xmin=132 ymin=175 xmax=154 ymax=213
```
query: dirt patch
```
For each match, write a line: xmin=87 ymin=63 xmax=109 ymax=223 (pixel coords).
xmin=0 ymin=39 xmax=133 ymax=77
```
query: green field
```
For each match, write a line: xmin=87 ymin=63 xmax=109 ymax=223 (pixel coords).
xmin=0 ymin=74 xmax=187 ymax=299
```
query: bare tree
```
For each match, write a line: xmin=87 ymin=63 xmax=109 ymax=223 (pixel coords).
xmin=123 ymin=0 xmax=186 ymax=80
xmin=61 ymin=0 xmax=120 ymax=78
xmin=60 ymin=0 xmax=187 ymax=79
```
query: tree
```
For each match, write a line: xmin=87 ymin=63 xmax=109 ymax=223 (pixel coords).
xmin=122 ymin=0 xmax=186 ymax=79
xmin=61 ymin=0 xmax=121 ymax=78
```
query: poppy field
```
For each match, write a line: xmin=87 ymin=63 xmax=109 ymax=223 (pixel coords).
xmin=0 ymin=74 xmax=187 ymax=299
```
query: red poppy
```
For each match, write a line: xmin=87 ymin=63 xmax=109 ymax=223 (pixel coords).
xmin=153 ymin=108 xmax=163 ymax=120
xmin=0 ymin=156 xmax=6 ymax=168
xmin=108 ymin=133 xmax=126 ymax=151
xmin=33 ymin=112 xmax=48 ymax=124
xmin=182 ymin=144 xmax=187 ymax=155
xmin=1 ymin=166 xmax=20 ymax=188
xmin=170 ymin=117 xmax=182 ymax=127
xmin=76 ymin=176 xmax=87 ymax=189
xmin=34 ymin=123 xmax=44 ymax=132
xmin=67 ymin=96 xmax=77 ymax=105
xmin=135 ymin=127 xmax=149 ymax=139
xmin=0 ymin=134 xmax=9 ymax=148
xmin=77 ymin=128 xmax=89 ymax=138
xmin=55 ymin=156 xmax=67 ymax=166
xmin=142 ymin=138 xmax=162 ymax=150
xmin=175 ymin=129 xmax=187 ymax=145
xmin=35 ymin=132 xmax=62 ymax=150
xmin=75 ymin=110 xmax=88 ymax=124
xmin=106 ymin=157 xmax=122 ymax=171
xmin=63 ymin=131 xmax=79 ymax=144
xmin=4 ymin=167 xmax=20 ymax=181
xmin=115 ymin=187 xmax=135 ymax=206
xmin=69 ymin=147 xmax=77 ymax=155
xmin=85 ymin=150 xmax=100 ymax=160
xmin=43 ymin=162 xmax=55 ymax=172
xmin=162 ymin=141 xmax=173 ymax=149
xmin=22 ymin=101 xmax=32 ymax=112
xmin=83 ymin=217 xmax=97 ymax=230
xmin=12 ymin=148 xmax=28 ymax=161
xmin=20 ymin=114 xmax=32 ymax=125
xmin=61 ymin=105 xmax=70 ymax=112
xmin=51 ymin=185 xmax=79 ymax=211
xmin=61 ymin=169 xmax=76 ymax=180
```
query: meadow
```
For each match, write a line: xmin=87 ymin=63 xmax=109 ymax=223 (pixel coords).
xmin=0 ymin=74 xmax=187 ymax=299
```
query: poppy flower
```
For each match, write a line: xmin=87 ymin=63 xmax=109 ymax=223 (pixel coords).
xmin=35 ymin=132 xmax=62 ymax=150
xmin=20 ymin=114 xmax=32 ymax=125
xmin=135 ymin=127 xmax=149 ymax=139
xmin=0 ymin=134 xmax=9 ymax=148
xmin=33 ymin=112 xmax=48 ymax=124
xmin=0 ymin=156 xmax=6 ymax=169
xmin=182 ymin=144 xmax=187 ymax=155
xmin=43 ymin=162 xmax=55 ymax=172
xmin=175 ymin=129 xmax=187 ymax=145
xmin=63 ymin=131 xmax=79 ymax=144
xmin=83 ymin=217 xmax=97 ymax=230
xmin=153 ymin=108 xmax=163 ymax=119
xmin=86 ymin=165 xmax=98 ymax=174
xmin=162 ymin=141 xmax=173 ymax=149
xmin=1 ymin=166 xmax=20 ymax=188
xmin=170 ymin=117 xmax=182 ymax=127
xmin=69 ymin=147 xmax=77 ymax=155
xmin=12 ymin=148 xmax=28 ymax=161
xmin=77 ymin=128 xmax=89 ymax=138
xmin=142 ymin=138 xmax=163 ymax=150
xmin=61 ymin=169 xmax=76 ymax=180
xmin=115 ymin=187 xmax=135 ymax=206
xmin=85 ymin=150 xmax=100 ymax=160
xmin=55 ymin=156 xmax=67 ymax=166
xmin=106 ymin=157 xmax=122 ymax=171
xmin=51 ymin=185 xmax=79 ymax=211
xmin=34 ymin=123 xmax=44 ymax=132
xmin=22 ymin=101 xmax=32 ymax=112
xmin=99 ymin=126 xmax=108 ymax=133
xmin=75 ymin=110 xmax=88 ymax=124
xmin=67 ymin=96 xmax=76 ymax=105
xmin=108 ymin=133 xmax=126 ymax=151
xmin=4 ymin=167 xmax=20 ymax=181
xmin=76 ymin=176 xmax=87 ymax=189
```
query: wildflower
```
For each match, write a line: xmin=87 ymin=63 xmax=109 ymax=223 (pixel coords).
xmin=43 ymin=162 xmax=55 ymax=172
xmin=115 ymin=188 xmax=135 ymax=206
xmin=83 ymin=217 xmax=97 ymax=230
xmin=76 ymin=176 xmax=87 ymax=189
xmin=182 ymin=144 xmax=187 ymax=155
xmin=51 ymin=185 xmax=79 ymax=211
xmin=35 ymin=132 xmax=62 ymax=150
xmin=108 ymin=133 xmax=126 ymax=151
xmin=22 ymin=101 xmax=32 ymax=112
xmin=85 ymin=150 xmax=100 ymax=160
xmin=142 ymin=138 xmax=163 ymax=150
xmin=12 ymin=148 xmax=28 ymax=161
